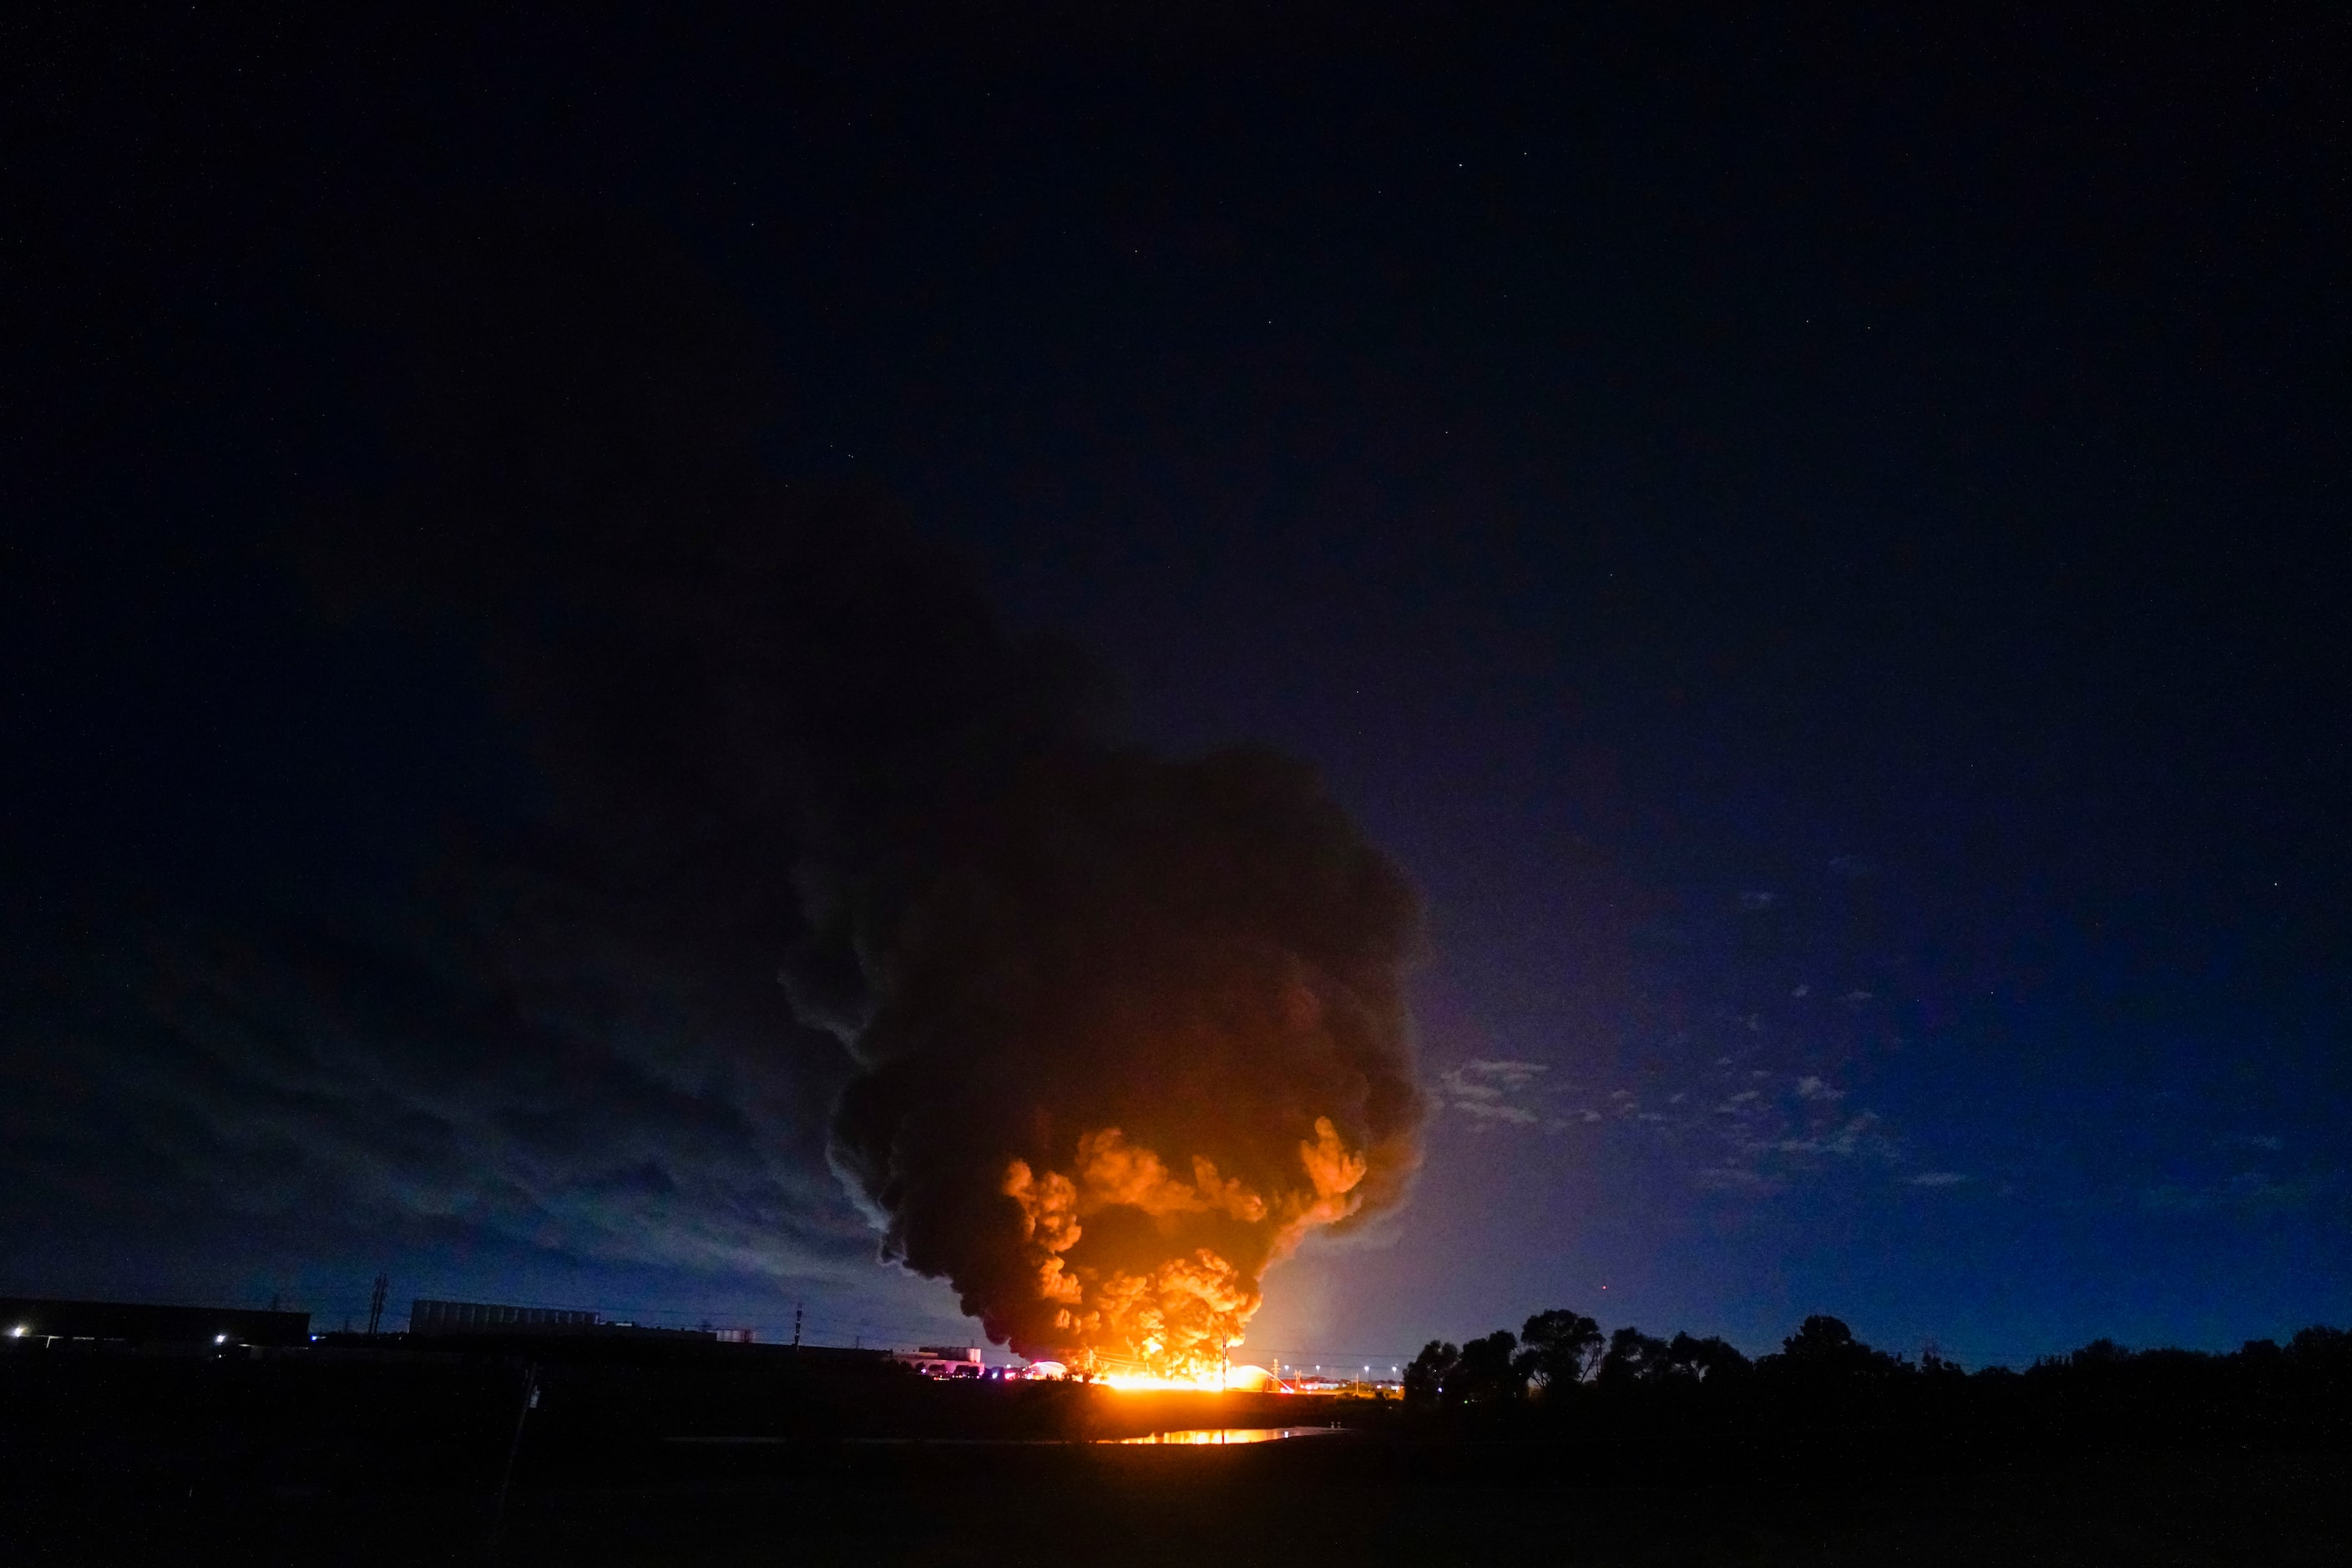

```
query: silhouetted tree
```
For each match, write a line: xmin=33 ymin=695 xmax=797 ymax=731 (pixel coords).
xmin=2067 ymin=1337 xmax=2131 ymax=1371
xmin=1596 ymin=1327 xmax=1672 ymax=1385
xmin=1665 ymin=1332 xmax=1752 ymax=1383
xmin=1517 ymin=1308 xmax=1605 ymax=1393
xmin=1455 ymin=1330 xmax=1525 ymax=1404
xmin=1404 ymin=1333 xmax=1524 ymax=1407
xmin=1404 ymin=1340 xmax=1459 ymax=1407
xmin=2289 ymin=1325 xmax=2349 ymax=1368
xmin=1919 ymin=1344 xmax=1967 ymax=1383
xmin=1765 ymin=1315 xmax=1903 ymax=1383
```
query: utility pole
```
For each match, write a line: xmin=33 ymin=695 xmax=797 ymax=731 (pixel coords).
xmin=366 ymin=1274 xmax=388 ymax=1338
xmin=792 ymin=1302 xmax=802 ymax=1348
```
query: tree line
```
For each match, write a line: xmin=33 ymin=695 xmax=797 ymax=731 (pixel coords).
xmin=1401 ymin=1311 xmax=2352 ymax=1454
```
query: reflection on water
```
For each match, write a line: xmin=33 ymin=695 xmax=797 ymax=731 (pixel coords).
xmin=1115 ymin=1426 xmax=1345 ymax=1445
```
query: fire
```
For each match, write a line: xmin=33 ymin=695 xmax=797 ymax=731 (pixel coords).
xmin=1089 ymin=1362 xmax=1284 ymax=1393
xmin=1000 ymin=1115 xmax=1368 ymax=1383
xmin=1098 ymin=1367 xmax=1234 ymax=1393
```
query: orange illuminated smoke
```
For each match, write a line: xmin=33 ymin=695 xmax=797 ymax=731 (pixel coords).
xmin=1001 ymin=1115 xmax=1368 ymax=1384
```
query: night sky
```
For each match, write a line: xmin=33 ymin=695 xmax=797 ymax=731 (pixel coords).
xmin=8 ymin=7 xmax=2348 ymax=1368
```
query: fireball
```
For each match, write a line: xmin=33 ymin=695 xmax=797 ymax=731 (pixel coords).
xmin=1000 ymin=1115 xmax=1368 ymax=1383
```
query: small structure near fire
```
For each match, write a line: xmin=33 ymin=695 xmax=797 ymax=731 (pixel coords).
xmin=888 ymin=1346 xmax=1064 ymax=1381
xmin=893 ymin=1345 xmax=984 ymax=1378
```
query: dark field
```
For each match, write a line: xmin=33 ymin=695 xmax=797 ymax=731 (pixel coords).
xmin=512 ymin=1446 xmax=2352 ymax=1568
xmin=13 ymin=1440 xmax=2352 ymax=1566
xmin=6 ymin=1343 xmax=2349 ymax=1565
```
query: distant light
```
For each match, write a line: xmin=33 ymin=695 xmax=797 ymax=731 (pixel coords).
xmin=214 ymin=1333 xmax=227 ymax=1344
xmin=8 ymin=1325 xmax=24 ymax=1338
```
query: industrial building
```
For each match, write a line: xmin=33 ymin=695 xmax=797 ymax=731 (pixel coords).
xmin=409 ymin=1298 xmax=599 ymax=1333
xmin=406 ymin=1297 xmax=756 ymax=1342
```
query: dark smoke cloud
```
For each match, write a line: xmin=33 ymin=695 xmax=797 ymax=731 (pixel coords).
xmin=8 ymin=205 xmax=1424 ymax=1351
xmin=5 ymin=906 xmax=870 ymax=1285
xmin=823 ymin=731 xmax=1425 ymax=1369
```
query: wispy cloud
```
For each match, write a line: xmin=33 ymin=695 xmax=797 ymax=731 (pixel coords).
xmin=1772 ymin=1110 xmax=1885 ymax=1158
xmin=1457 ymin=991 xmax=1932 ymax=1199
xmin=1695 ymin=1164 xmax=1779 ymax=1192
xmin=2142 ymin=1170 xmax=2314 ymax=1211
xmin=1440 ymin=1060 xmax=1546 ymax=1098
xmin=1451 ymin=1099 xmax=1539 ymax=1125
xmin=1439 ymin=1060 xmax=1552 ymax=1130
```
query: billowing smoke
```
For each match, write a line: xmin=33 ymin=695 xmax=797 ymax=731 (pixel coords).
xmin=822 ymin=741 xmax=1423 ymax=1376
xmin=310 ymin=206 xmax=1424 ymax=1372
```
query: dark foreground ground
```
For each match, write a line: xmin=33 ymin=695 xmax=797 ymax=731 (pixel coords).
xmin=552 ymin=1447 xmax=2352 ymax=1568
xmin=5 ymin=1339 xmax=2347 ymax=1565
xmin=11 ymin=1441 xmax=2352 ymax=1566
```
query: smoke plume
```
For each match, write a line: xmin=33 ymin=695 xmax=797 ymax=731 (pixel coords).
xmin=824 ymin=741 xmax=1423 ymax=1376
xmin=306 ymin=207 xmax=1425 ymax=1372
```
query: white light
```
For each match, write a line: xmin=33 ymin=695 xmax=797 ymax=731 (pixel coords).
xmin=8 ymin=1326 xmax=24 ymax=1338
xmin=214 ymin=1333 xmax=227 ymax=1344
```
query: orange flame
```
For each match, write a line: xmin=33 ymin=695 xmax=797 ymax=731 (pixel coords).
xmin=1001 ymin=1115 xmax=1368 ymax=1383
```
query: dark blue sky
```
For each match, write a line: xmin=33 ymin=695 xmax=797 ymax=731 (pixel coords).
xmin=7 ymin=7 xmax=2346 ymax=1366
